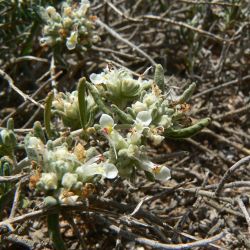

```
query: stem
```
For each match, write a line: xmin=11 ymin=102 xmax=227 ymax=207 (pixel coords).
xmin=44 ymin=91 xmax=54 ymax=139
xmin=47 ymin=213 xmax=67 ymax=250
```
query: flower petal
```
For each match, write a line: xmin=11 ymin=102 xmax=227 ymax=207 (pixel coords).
xmin=66 ymin=31 xmax=78 ymax=50
xmin=89 ymin=72 xmax=106 ymax=84
xmin=154 ymin=166 xmax=171 ymax=181
xmin=132 ymin=101 xmax=147 ymax=113
xmin=99 ymin=114 xmax=114 ymax=128
xmin=39 ymin=173 xmax=58 ymax=190
xmin=136 ymin=111 xmax=152 ymax=127
xmin=139 ymin=160 xmax=154 ymax=172
xmin=62 ymin=173 xmax=78 ymax=189
xmin=102 ymin=163 xmax=118 ymax=179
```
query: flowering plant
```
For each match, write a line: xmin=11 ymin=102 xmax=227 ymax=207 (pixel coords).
xmin=24 ymin=64 xmax=210 ymax=207
xmin=39 ymin=0 xmax=99 ymax=50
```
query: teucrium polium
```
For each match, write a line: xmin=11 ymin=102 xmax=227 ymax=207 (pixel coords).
xmin=19 ymin=62 xmax=211 ymax=250
xmin=22 ymin=63 xmax=210 ymax=206
xmin=90 ymin=67 xmax=152 ymax=107
xmin=24 ymin=138 xmax=119 ymax=204
xmin=39 ymin=0 xmax=99 ymax=50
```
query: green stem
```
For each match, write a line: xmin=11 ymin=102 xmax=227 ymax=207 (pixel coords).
xmin=44 ymin=91 xmax=54 ymax=139
xmin=47 ymin=213 xmax=67 ymax=250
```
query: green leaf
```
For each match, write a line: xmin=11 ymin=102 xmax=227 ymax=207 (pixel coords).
xmin=154 ymin=64 xmax=165 ymax=91
xmin=77 ymin=77 xmax=88 ymax=129
xmin=177 ymin=83 xmax=196 ymax=104
xmin=165 ymin=118 xmax=211 ymax=138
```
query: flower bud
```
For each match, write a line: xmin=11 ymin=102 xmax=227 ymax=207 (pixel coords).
xmin=38 ymin=173 xmax=58 ymax=190
xmin=143 ymin=93 xmax=158 ymax=107
xmin=25 ymin=136 xmax=44 ymax=162
xmin=63 ymin=7 xmax=72 ymax=17
xmin=46 ymin=6 xmax=56 ymax=16
xmin=132 ymin=101 xmax=147 ymax=113
xmin=159 ymin=115 xmax=172 ymax=128
xmin=66 ymin=31 xmax=78 ymax=50
xmin=62 ymin=173 xmax=78 ymax=189
xmin=63 ymin=17 xmax=73 ymax=28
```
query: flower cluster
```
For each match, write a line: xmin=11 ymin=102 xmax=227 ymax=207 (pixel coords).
xmin=90 ymin=67 xmax=152 ymax=108
xmin=22 ymin=64 xmax=209 ymax=205
xmin=39 ymin=0 xmax=99 ymax=50
xmin=25 ymin=135 xmax=118 ymax=204
xmin=89 ymin=65 xmax=196 ymax=145
xmin=52 ymin=90 xmax=96 ymax=130
xmin=98 ymin=114 xmax=171 ymax=181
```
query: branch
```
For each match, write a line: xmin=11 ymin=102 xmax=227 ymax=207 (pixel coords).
xmin=215 ymin=156 xmax=250 ymax=196
xmin=93 ymin=213 xmax=225 ymax=250
xmin=0 ymin=69 xmax=44 ymax=109
xmin=96 ymin=19 xmax=156 ymax=66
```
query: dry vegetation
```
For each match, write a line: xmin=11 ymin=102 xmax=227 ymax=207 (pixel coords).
xmin=0 ymin=0 xmax=250 ymax=249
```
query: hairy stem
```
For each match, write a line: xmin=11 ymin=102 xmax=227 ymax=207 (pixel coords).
xmin=44 ymin=91 xmax=54 ymax=139
xmin=47 ymin=213 xmax=67 ymax=250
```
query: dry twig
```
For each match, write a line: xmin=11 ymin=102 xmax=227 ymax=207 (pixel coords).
xmin=215 ymin=156 xmax=250 ymax=196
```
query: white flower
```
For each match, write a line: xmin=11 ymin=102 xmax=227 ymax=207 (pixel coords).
xmin=62 ymin=173 xmax=78 ymax=189
xmin=75 ymin=155 xmax=100 ymax=179
xmin=58 ymin=189 xmax=79 ymax=205
xmin=99 ymin=114 xmax=127 ymax=151
xmin=39 ymin=173 xmax=58 ymax=190
xmin=101 ymin=163 xmax=119 ymax=179
xmin=46 ymin=6 xmax=56 ymax=16
xmin=132 ymin=101 xmax=147 ymax=113
xmin=66 ymin=31 xmax=78 ymax=50
xmin=76 ymin=161 xmax=118 ymax=180
xmin=99 ymin=114 xmax=114 ymax=132
xmin=136 ymin=111 xmax=152 ymax=127
xmin=149 ymin=134 xmax=164 ymax=146
xmin=154 ymin=165 xmax=171 ymax=181
xmin=139 ymin=160 xmax=171 ymax=181
xmin=90 ymin=72 xmax=106 ymax=84
xmin=60 ymin=195 xmax=79 ymax=205
xmin=127 ymin=130 xmax=141 ymax=145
